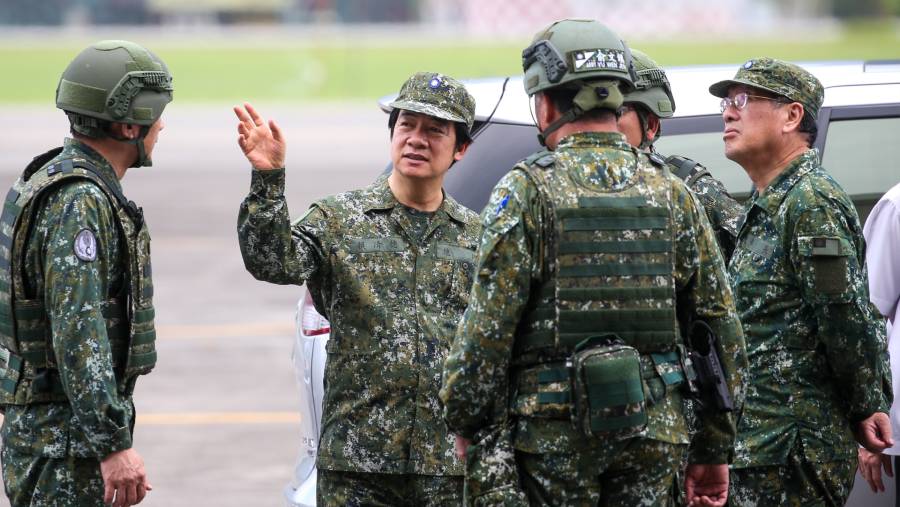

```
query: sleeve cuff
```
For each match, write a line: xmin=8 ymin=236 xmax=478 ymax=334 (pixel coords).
xmin=92 ymin=426 xmax=134 ymax=459
xmin=250 ymin=167 xmax=286 ymax=199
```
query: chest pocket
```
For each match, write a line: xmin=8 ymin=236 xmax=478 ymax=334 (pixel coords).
xmin=432 ymin=243 xmax=476 ymax=310
xmin=329 ymin=236 xmax=410 ymax=354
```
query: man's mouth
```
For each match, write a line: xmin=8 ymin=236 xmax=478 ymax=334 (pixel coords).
xmin=403 ymin=153 xmax=428 ymax=162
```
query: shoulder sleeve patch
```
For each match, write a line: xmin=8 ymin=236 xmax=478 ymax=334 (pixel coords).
xmin=73 ymin=228 xmax=98 ymax=262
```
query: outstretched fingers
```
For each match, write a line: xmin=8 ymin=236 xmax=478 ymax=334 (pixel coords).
xmin=270 ymin=120 xmax=284 ymax=143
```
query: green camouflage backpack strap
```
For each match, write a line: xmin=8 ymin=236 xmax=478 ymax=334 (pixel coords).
xmin=663 ymin=153 xmax=742 ymax=257
xmin=665 ymin=154 xmax=709 ymax=186
xmin=0 ymin=151 xmax=156 ymax=405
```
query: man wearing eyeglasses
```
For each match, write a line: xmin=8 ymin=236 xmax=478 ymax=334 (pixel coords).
xmin=710 ymin=57 xmax=893 ymax=506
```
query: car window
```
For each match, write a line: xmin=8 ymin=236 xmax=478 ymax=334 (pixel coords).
xmin=444 ymin=122 xmax=541 ymax=213
xmin=653 ymin=130 xmax=752 ymax=197
xmin=821 ymin=116 xmax=900 ymax=198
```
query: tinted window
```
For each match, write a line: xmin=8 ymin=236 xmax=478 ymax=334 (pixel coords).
xmin=444 ymin=122 xmax=541 ymax=212
xmin=653 ymin=130 xmax=753 ymax=197
xmin=821 ymin=116 xmax=900 ymax=199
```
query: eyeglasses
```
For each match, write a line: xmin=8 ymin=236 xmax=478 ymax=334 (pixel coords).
xmin=719 ymin=92 xmax=787 ymax=113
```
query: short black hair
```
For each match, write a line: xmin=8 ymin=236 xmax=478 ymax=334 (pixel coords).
xmin=388 ymin=109 xmax=471 ymax=152
xmin=542 ymin=86 xmax=618 ymax=122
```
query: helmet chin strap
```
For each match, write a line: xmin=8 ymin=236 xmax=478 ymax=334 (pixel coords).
xmin=536 ymin=81 xmax=624 ymax=148
xmin=110 ymin=125 xmax=153 ymax=168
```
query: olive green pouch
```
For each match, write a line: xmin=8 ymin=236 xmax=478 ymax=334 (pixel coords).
xmin=570 ymin=335 xmax=647 ymax=440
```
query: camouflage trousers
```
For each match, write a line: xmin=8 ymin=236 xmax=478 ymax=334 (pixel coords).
xmin=729 ymin=456 xmax=855 ymax=507
xmin=516 ymin=438 xmax=687 ymax=506
xmin=1 ymin=445 xmax=105 ymax=507
xmin=316 ymin=468 xmax=463 ymax=507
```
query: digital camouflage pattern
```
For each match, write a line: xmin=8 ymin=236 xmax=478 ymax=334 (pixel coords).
xmin=517 ymin=439 xmax=687 ymax=506
xmin=0 ymin=139 xmax=142 ymax=504
xmin=709 ymin=57 xmax=825 ymax=119
xmin=388 ymin=72 xmax=476 ymax=132
xmin=440 ymin=132 xmax=747 ymax=503
xmin=728 ymin=149 xmax=890 ymax=473
xmin=317 ymin=468 xmax=463 ymax=507
xmin=2 ymin=447 xmax=106 ymax=507
xmin=730 ymin=457 xmax=855 ymax=507
xmin=661 ymin=156 xmax=743 ymax=261
xmin=237 ymin=171 xmax=480 ymax=478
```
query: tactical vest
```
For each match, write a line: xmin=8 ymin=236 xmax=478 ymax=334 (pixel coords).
xmin=511 ymin=149 xmax=686 ymax=420
xmin=0 ymin=148 xmax=157 ymax=405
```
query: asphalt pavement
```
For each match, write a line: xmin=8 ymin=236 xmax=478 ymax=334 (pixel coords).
xmin=0 ymin=102 xmax=385 ymax=506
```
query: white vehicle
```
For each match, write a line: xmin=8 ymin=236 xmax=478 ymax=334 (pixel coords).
xmin=284 ymin=60 xmax=900 ymax=507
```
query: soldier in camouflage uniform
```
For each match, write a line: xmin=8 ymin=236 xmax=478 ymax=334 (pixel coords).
xmin=710 ymin=57 xmax=893 ymax=506
xmin=440 ymin=19 xmax=746 ymax=506
xmin=235 ymin=72 xmax=479 ymax=506
xmin=617 ymin=49 xmax=742 ymax=260
xmin=0 ymin=41 xmax=171 ymax=507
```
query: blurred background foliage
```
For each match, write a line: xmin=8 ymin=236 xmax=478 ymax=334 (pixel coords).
xmin=0 ymin=0 xmax=897 ymax=103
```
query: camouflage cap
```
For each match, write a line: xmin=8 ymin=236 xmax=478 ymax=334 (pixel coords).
xmin=709 ymin=57 xmax=824 ymax=119
xmin=388 ymin=72 xmax=476 ymax=133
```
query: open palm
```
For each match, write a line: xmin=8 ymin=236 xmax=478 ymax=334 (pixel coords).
xmin=234 ymin=102 xmax=286 ymax=170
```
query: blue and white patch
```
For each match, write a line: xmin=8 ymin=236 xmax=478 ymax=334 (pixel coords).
xmin=74 ymin=228 xmax=98 ymax=262
xmin=495 ymin=194 xmax=510 ymax=215
xmin=429 ymin=75 xmax=443 ymax=90
xmin=743 ymin=60 xmax=754 ymax=70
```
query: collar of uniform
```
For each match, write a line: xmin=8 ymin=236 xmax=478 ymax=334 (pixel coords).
xmin=363 ymin=172 xmax=467 ymax=225
xmin=62 ymin=137 xmax=124 ymax=190
xmin=751 ymin=148 xmax=818 ymax=214
xmin=556 ymin=131 xmax=631 ymax=152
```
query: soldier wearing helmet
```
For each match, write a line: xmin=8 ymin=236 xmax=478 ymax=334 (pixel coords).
xmin=0 ymin=40 xmax=172 ymax=506
xmin=440 ymin=19 xmax=746 ymax=506
xmin=235 ymin=72 xmax=478 ymax=506
xmin=618 ymin=49 xmax=743 ymax=259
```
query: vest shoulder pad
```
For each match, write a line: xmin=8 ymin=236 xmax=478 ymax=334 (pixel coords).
xmin=664 ymin=154 xmax=707 ymax=181
xmin=23 ymin=147 xmax=64 ymax=181
xmin=646 ymin=151 xmax=667 ymax=169
xmin=522 ymin=150 xmax=556 ymax=169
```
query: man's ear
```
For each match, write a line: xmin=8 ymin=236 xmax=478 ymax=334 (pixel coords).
xmin=536 ymin=93 xmax=558 ymax=131
xmin=110 ymin=122 xmax=139 ymax=140
xmin=453 ymin=140 xmax=471 ymax=162
xmin=645 ymin=114 xmax=661 ymax=140
xmin=782 ymin=103 xmax=805 ymax=134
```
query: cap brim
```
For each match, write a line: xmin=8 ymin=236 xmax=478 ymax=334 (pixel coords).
xmin=387 ymin=99 xmax=467 ymax=126
xmin=709 ymin=78 xmax=783 ymax=99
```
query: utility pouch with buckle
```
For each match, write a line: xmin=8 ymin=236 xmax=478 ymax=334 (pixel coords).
xmin=570 ymin=334 xmax=647 ymax=440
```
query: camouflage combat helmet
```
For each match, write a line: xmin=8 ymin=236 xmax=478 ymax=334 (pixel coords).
xmin=522 ymin=19 xmax=637 ymax=145
xmin=56 ymin=40 xmax=174 ymax=167
xmin=625 ymin=49 xmax=675 ymax=119
xmin=388 ymin=72 xmax=476 ymax=135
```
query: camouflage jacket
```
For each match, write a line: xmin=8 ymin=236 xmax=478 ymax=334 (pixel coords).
xmin=237 ymin=171 xmax=480 ymax=475
xmin=729 ymin=148 xmax=891 ymax=467
xmin=440 ymin=132 xmax=747 ymax=464
xmin=662 ymin=153 xmax=743 ymax=261
xmin=1 ymin=139 xmax=136 ymax=459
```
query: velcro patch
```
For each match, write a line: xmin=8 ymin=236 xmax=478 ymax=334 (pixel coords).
xmin=73 ymin=228 xmax=98 ymax=262
xmin=811 ymin=237 xmax=842 ymax=256
xmin=348 ymin=237 xmax=406 ymax=253
xmin=435 ymin=243 xmax=475 ymax=263
xmin=570 ymin=49 xmax=627 ymax=72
